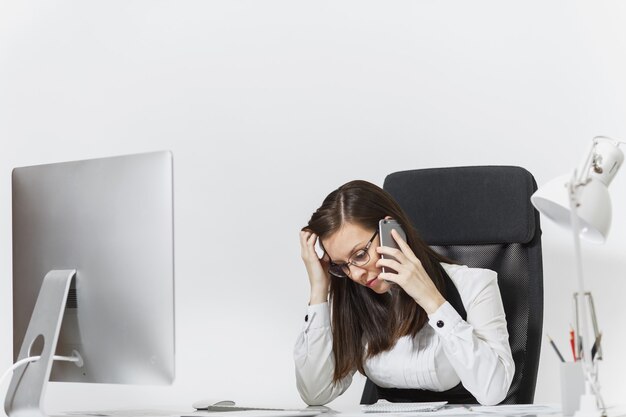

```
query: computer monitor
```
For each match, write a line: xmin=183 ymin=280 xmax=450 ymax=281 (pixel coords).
xmin=8 ymin=151 xmax=175 ymax=417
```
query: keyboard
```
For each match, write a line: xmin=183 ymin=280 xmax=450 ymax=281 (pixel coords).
xmin=191 ymin=401 xmax=325 ymax=417
xmin=185 ymin=411 xmax=321 ymax=417
xmin=361 ymin=400 xmax=448 ymax=413
xmin=195 ymin=406 xmax=288 ymax=412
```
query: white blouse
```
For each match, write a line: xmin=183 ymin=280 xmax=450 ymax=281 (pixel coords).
xmin=293 ymin=263 xmax=514 ymax=406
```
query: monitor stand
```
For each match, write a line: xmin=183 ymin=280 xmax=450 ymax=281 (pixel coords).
xmin=5 ymin=270 xmax=77 ymax=417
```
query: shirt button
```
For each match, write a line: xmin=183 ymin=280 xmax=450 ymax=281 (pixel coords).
xmin=304 ymin=314 xmax=309 ymax=322
xmin=436 ymin=320 xmax=444 ymax=328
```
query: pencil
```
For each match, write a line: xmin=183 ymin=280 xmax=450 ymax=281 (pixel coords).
xmin=546 ymin=334 xmax=566 ymax=362
xmin=570 ymin=327 xmax=577 ymax=361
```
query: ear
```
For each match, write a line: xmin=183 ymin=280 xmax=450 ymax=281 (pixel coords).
xmin=384 ymin=215 xmax=393 ymax=220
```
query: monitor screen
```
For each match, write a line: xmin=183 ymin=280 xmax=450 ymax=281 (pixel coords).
xmin=11 ymin=151 xmax=175 ymax=386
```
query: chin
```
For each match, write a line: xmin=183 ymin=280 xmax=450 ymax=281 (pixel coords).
xmin=371 ymin=279 xmax=392 ymax=294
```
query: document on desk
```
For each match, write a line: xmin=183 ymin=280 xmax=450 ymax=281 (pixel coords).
xmin=468 ymin=404 xmax=561 ymax=415
xmin=339 ymin=404 xmax=562 ymax=417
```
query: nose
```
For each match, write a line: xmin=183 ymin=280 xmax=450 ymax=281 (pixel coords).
xmin=348 ymin=264 xmax=367 ymax=284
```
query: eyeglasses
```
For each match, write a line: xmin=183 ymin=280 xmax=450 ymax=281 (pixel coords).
xmin=325 ymin=230 xmax=379 ymax=278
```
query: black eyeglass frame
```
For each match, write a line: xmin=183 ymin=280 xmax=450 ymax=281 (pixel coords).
xmin=321 ymin=230 xmax=379 ymax=278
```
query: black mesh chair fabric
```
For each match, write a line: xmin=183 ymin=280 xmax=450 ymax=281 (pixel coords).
xmin=360 ymin=166 xmax=543 ymax=405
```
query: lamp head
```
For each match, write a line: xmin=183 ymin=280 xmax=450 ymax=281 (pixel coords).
xmin=531 ymin=175 xmax=611 ymax=243
xmin=531 ymin=137 xmax=623 ymax=244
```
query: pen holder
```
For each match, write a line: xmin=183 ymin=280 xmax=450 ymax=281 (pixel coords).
xmin=560 ymin=362 xmax=585 ymax=416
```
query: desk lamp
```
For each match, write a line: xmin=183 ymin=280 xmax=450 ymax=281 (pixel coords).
xmin=531 ymin=136 xmax=624 ymax=417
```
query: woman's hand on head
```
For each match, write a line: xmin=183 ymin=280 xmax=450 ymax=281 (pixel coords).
xmin=299 ymin=230 xmax=331 ymax=305
xmin=375 ymin=229 xmax=446 ymax=314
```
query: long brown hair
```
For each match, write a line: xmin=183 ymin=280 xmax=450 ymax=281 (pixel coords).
xmin=302 ymin=180 xmax=452 ymax=382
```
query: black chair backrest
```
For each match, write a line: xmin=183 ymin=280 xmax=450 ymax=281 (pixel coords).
xmin=361 ymin=166 xmax=543 ymax=404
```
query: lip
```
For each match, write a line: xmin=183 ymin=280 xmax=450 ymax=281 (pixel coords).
xmin=365 ymin=277 xmax=378 ymax=287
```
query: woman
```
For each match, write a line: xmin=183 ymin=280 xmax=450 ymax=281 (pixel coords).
xmin=294 ymin=180 xmax=514 ymax=406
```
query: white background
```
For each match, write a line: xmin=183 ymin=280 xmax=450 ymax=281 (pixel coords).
xmin=1 ymin=0 xmax=626 ymax=413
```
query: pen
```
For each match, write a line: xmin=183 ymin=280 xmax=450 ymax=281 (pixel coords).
xmin=546 ymin=335 xmax=565 ymax=362
xmin=577 ymin=334 xmax=584 ymax=361
xmin=570 ymin=328 xmax=577 ymax=361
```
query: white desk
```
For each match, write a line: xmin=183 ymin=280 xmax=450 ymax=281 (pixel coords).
xmin=53 ymin=404 xmax=626 ymax=417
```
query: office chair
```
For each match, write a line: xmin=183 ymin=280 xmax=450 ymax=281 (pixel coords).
xmin=361 ymin=166 xmax=543 ymax=405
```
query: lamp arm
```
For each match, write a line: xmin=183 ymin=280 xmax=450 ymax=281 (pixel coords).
xmin=567 ymin=174 xmax=590 ymax=361
xmin=568 ymin=174 xmax=607 ymax=415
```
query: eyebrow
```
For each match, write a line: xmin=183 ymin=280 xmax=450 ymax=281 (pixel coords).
xmin=329 ymin=240 xmax=367 ymax=264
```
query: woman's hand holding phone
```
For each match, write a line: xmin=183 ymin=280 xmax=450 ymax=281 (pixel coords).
xmin=299 ymin=230 xmax=330 ymax=305
xmin=375 ymin=229 xmax=446 ymax=315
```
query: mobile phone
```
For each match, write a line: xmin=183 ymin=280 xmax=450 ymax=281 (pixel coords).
xmin=314 ymin=235 xmax=326 ymax=259
xmin=378 ymin=219 xmax=407 ymax=274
